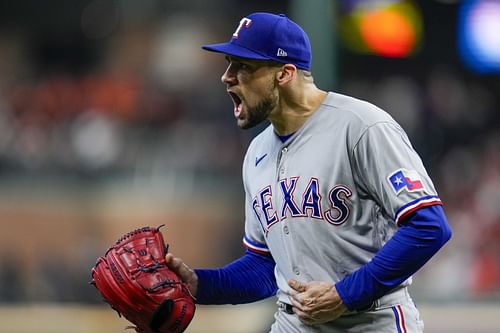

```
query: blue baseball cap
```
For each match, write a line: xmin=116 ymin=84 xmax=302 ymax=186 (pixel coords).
xmin=202 ymin=12 xmax=312 ymax=71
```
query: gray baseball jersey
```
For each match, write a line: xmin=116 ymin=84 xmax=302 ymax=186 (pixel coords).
xmin=242 ymin=92 xmax=440 ymax=329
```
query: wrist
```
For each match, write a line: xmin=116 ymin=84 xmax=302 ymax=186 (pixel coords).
xmin=333 ymin=284 xmax=348 ymax=314
xmin=189 ymin=269 xmax=199 ymax=297
xmin=334 ymin=280 xmax=356 ymax=311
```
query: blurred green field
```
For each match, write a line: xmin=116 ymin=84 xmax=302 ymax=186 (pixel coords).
xmin=0 ymin=301 xmax=499 ymax=333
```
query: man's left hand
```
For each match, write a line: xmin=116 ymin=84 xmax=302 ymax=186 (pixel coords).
xmin=288 ymin=279 xmax=348 ymax=325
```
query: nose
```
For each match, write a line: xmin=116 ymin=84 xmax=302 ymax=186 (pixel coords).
xmin=221 ymin=64 xmax=236 ymax=85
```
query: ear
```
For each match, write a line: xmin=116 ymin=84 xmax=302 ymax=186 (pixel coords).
xmin=275 ymin=64 xmax=297 ymax=86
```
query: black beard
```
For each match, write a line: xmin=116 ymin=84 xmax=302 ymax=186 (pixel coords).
xmin=240 ymin=95 xmax=276 ymax=130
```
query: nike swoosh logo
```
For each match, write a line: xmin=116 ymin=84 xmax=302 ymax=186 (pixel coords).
xmin=255 ymin=154 xmax=268 ymax=166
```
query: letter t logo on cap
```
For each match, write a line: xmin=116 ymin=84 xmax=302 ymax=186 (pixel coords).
xmin=232 ymin=18 xmax=252 ymax=38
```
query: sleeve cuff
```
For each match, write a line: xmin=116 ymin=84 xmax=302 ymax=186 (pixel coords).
xmin=395 ymin=195 xmax=442 ymax=225
xmin=243 ymin=235 xmax=270 ymax=255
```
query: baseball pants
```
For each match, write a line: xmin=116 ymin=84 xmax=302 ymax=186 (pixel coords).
xmin=269 ymin=288 xmax=424 ymax=333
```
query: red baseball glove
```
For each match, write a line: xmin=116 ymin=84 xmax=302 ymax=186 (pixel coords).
xmin=91 ymin=226 xmax=195 ymax=333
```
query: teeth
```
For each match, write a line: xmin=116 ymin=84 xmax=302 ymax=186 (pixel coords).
xmin=234 ymin=103 xmax=242 ymax=117
xmin=229 ymin=91 xmax=243 ymax=117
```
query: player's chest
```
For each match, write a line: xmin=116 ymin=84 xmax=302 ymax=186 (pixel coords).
xmin=247 ymin=135 xmax=355 ymax=227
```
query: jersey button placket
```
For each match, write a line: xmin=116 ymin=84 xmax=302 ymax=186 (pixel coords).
xmin=278 ymin=145 xmax=297 ymax=276
xmin=279 ymin=147 xmax=288 ymax=175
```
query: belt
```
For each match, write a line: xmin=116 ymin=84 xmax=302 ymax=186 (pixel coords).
xmin=345 ymin=287 xmax=411 ymax=315
xmin=278 ymin=301 xmax=294 ymax=314
xmin=277 ymin=287 xmax=410 ymax=315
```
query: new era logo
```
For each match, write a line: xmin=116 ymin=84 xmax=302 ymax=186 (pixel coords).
xmin=277 ymin=48 xmax=288 ymax=57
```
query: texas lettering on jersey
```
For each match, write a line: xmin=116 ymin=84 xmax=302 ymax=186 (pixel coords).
xmin=251 ymin=177 xmax=353 ymax=233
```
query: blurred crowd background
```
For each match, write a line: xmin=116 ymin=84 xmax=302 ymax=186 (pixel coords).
xmin=0 ymin=0 xmax=498 ymax=326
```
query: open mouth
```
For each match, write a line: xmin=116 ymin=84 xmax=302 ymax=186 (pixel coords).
xmin=228 ymin=91 xmax=243 ymax=117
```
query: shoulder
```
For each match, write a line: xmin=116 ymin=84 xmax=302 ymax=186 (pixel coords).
xmin=324 ymin=92 xmax=397 ymax=127
xmin=317 ymin=92 xmax=407 ymax=147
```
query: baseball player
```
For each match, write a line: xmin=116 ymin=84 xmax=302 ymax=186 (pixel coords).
xmin=165 ymin=12 xmax=452 ymax=332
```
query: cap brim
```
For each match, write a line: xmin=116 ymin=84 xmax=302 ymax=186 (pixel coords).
xmin=202 ymin=42 xmax=270 ymax=61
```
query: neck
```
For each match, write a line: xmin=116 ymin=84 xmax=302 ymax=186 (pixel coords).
xmin=270 ymin=86 xmax=327 ymax=135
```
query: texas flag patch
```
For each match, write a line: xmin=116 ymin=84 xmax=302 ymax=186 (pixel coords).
xmin=388 ymin=169 xmax=425 ymax=194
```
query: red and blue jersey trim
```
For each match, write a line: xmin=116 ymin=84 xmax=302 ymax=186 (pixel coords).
xmin=395 ymin=195 xmax=442 ymax=225
xmin=243 ymin=235 xmax=270 ymax=255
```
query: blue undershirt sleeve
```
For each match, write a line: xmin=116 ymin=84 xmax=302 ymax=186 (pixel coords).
xmin=193 ymin=250 xmax=278 ymax=305
xmin=335 ymin=204 xmax=452 ymax=311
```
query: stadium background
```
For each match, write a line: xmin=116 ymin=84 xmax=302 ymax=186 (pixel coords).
xmin=0 ymin=0 xmax=498 ymax=332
